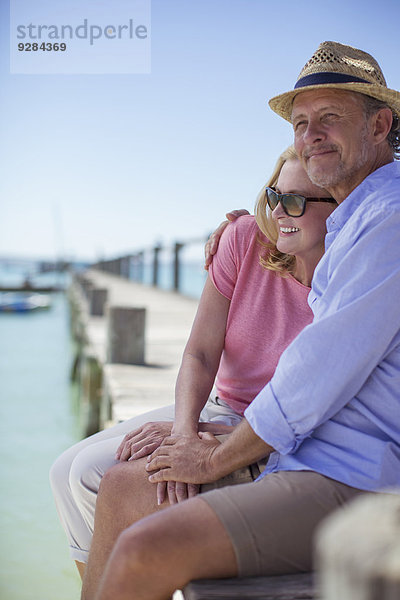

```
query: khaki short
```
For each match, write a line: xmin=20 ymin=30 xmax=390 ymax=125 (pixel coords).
xmin=200 ymin=469 xmax=366 ymax=577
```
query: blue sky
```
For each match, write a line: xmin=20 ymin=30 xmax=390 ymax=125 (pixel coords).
xmin=1 ymin=0 xmax=399 ymax=261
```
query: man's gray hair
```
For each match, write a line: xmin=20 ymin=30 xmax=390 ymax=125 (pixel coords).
xmin=362 ymin=95 xmax=400 ymax=159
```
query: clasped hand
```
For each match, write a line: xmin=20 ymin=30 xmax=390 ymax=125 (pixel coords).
xmin=146 ymin=430 xmax=222 ymax=486
xmin=115 ymin=423 xmax=221 ymax=505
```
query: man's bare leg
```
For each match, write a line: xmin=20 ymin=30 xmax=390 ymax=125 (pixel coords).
xmin=95 ymin=496 xmax=237 ymax=600
xmin=81 ymin=458 xmax=169 ymax=600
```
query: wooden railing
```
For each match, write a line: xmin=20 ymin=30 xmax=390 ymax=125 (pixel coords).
xmin=91 ymin=236 xmax=208 ymax=294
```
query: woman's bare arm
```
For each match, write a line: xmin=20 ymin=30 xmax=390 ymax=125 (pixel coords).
xmin=173 ymin=276 xmax=230 ymax=434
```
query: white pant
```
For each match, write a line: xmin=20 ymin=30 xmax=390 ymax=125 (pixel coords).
xmin=49 ymin=397 xmax=242 ymax=563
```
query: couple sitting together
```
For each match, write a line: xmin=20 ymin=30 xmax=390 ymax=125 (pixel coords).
xmin=50 ymin=40 xmax=400 ymax=600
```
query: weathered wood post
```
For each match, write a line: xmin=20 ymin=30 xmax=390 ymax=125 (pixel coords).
xmin=68 ymin=283 xmax=86 ymax=382
xmin=80 ymin=350 xmax=103 ymax=436
xmin=106 ymin=305 xmax=146 ymax=365
xmin=152 ymin=244 xmax=162 ymax=287
xmin=137 ymin=251 xmax=144 ymax=282
xmin=173 ymin=242 xmax=184 ymax=292
xmin=89 ymin=288 xmax=108 ymax=316
xmin=315 ymin=491 xmax=400 ymax=600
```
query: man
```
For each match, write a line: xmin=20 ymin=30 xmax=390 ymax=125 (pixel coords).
xmin=93 ymin=41 xmax=400 ymax=600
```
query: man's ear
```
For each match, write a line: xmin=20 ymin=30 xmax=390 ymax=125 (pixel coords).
xmin=371 ymin=107 xmax=393 ymax=145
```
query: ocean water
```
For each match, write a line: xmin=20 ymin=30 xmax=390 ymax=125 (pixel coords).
xmin=136 ymin=259 xmax=207 ymax=299
xmin=0 ymin=292 xmax=82 ymax=600
xmin=0 ymin=261 xmax=204 ymax=599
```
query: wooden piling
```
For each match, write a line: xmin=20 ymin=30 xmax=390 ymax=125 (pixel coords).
xmin=80 ymin=350 xmax=103 ymax=436
xmin=89 ymin=288 xmax=108 ymax=316
xmin=106 ymin=305 xmax=146 ymax=365
xmin=152 ymin=245 xmax=162 ymax=287
xmin=173 ymin=242 xmax=184 ymax=291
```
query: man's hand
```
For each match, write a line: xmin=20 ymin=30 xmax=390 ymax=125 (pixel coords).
xmin=146 ymin=432 xmax=222 ymax=485
xmin=149 ymin=419 xmax=274 ymax=488
xmin=204 ymin=209 xmax=250 ymax=270
xmin=115 ymin=421 xmax=173 ymax=462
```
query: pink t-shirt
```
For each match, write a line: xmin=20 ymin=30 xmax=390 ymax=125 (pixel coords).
xmin=209 ymin=215 xmax=313 ymax=415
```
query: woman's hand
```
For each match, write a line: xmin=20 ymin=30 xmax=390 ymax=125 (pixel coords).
xmin=156 ymin=481 xmax=200 ymax=505
xmin=204 ymin=209 xmax=250 ymax=270
xmin=115 ymin=421 xmax=173 ymax=462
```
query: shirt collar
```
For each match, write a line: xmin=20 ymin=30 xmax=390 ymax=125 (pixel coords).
xmin=326 ymin=161 xmax=400 ymax=233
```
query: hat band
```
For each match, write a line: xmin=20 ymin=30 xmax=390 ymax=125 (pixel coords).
xmin=294 ymin=72 xmax=372 ymax=89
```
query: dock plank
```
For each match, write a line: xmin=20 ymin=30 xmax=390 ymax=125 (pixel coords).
xmin=183 ymin=573 xmax=314 ymax=600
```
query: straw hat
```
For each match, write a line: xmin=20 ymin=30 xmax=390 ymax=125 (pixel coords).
xmin=269 ymin=41 xmax=400 ymax=122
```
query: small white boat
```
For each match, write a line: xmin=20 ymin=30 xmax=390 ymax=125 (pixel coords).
xmin=0 ymin=293 xmax=52 ymax=313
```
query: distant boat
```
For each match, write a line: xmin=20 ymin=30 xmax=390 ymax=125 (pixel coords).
xmin=0 ymin=293 xmax=51 ymax=313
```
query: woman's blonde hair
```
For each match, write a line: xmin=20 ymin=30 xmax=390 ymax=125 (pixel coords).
xmin=255 ymin=145 xmax=298 ymax=275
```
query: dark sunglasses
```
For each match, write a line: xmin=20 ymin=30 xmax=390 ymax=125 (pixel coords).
xmin=266 ymin=186 xmax=336 ymax=217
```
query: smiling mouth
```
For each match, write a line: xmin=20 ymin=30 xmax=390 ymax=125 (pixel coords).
xmin=280 ymin=227 xmax=300 ymax=234
xmin=306 ymin=148 xmax=337 ymax=160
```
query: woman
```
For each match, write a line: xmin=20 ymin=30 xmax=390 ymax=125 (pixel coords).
xmin=50 ymin=147 xmax=337 ymax=589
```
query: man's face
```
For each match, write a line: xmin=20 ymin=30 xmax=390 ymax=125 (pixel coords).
xmin=291 ymin=89 xmax=373 ymax=198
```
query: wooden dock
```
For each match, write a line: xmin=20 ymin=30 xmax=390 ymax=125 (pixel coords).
xmin=69 ymin=268 xmax=199 ymax=432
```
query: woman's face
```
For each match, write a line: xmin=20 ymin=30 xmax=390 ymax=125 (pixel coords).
xmin=272 ymin=159 xmax=337 ymax=260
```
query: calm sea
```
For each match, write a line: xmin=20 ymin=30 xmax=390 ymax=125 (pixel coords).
xmin=138 ymin=258 xmax=207 ymax=299
xmin=0 ymin=261 xmax=204 ymax=600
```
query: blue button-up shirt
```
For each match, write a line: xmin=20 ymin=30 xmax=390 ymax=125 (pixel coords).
xmin=245 ymin=161 xmax=400 ymax=491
